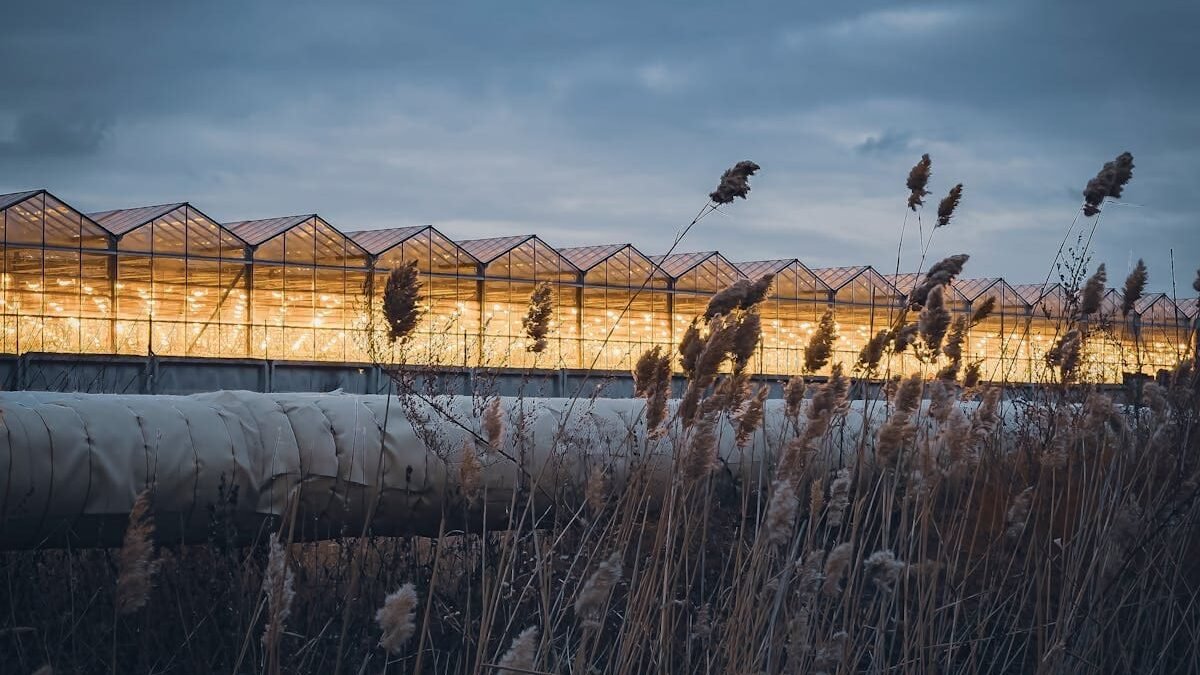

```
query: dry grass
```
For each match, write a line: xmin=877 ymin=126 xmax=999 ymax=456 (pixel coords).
xmin=2 ymin=156 xmax=1198 ymax=675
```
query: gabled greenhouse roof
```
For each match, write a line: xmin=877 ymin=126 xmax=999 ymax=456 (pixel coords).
xmin=89 ymin=203 xmax=187 ymax=236
xmin=1177 ymin=297 xmax=1198 ymax=319
xmin=0 ymin=189 xmax=43 ymax=211
xmin=348 ymin=225 xmax=479 ymax=273
xmin=737 ymin=259 xmax=831 ymax=297
xmin=887 ymin=272 xmax=971 ymax=305
xmin=458 ymin=235 xmax=539 ymax=265
xmin=347 ymin=225 xmax=432 ymax=254
xmin=558 ymin=243 xmax=630 ymax=272
xmin=812 ymin=266 xmax=897 ymax=294
xmin=224 ymin=214 xmax=316 ymax=246
xmin=457 ymin=234 xmax=580 ymax=279
xmin=1012 ymin=282 xmax=1060 ymax=305
xmin=649 ymin=251 xmax=743 ymax=280
xmin=736 ymin=258 xmax=795 ymax=279
xmin=1135 ymin=293 xmax=1174 ymax=315
xmin=1 ymin=189 xmax=112 ymax=247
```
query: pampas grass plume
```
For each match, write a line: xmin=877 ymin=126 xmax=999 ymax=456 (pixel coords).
xmin=115 ymin=487 xmax=158 ymax=615
xmin=382 ymin=261 xmax=423 ymax=344
xmin=262 ymin=532 xmax=295 ymax=651
xmin=709 ymin=160 xmax=761 ymax=204
xmin=906 ymin=153 xmax=932 ymax=210
xmin=523 ymin=282 xmax=554 ymax=353
xmin=764 ymin=479 xmax=799 ymax=546
xmin=1081 ymin=263 xmax=1107 ymax=316
xmin=376 ymin=583 xmax=419 ymax=654
xmin=575 ymin=552 xmax=623 ymax=629
xmin=1082 ymin=151 xmax=1134 ymax=217
xmin=483 ymin=397 xmax=504 ymax=452
xmin=803 ymin=309 xmax=837 ymax=373
xmin=936 ymin=183 xmax=964 ymax=228
xmin=496 ymin=626 xmax=539 ymax=675
xmin=1121 ymin=259 xmax=1148 ymax=317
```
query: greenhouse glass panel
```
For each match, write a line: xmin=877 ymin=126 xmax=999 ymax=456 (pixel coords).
xmin=253 ymin=264 xmax=287 ymax=359
xmin=185 ymin=258 xmax=224 ymax=357
xmin=79 ymin=253 xmax=112 ymax=353
xmin=284 ymin=264 xmax=316 ymax=360
xmin=152 ymin=210 xmax=188 ymax=256
xmin=5 ymin=195 xmax=44 ymax=246
xmin=43 ymin=196 xmax=84 ymax=248
xmin=567 ymin=245 xmax=670 ymax=370
xmin=41 ymin=248 xmax=80 ymax=353
xmin=959 ymin=279 xmax=1030 ymax=385
xmin=285 ymin=221 xmax=316 ymax=265
xmin=151 ymin=256 xmax=188 ymax=355
xmin=219 ymin=260 xmax=250 ymax=356
xmin=313 ymin=267 xmax=346 ymax=361
xmin=114 ymin=255 xmax=152 ymax=355
xmin=739 ymin=260 xmax=831 ymax=376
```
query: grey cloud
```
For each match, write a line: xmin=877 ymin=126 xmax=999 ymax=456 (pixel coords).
xmin=0 ymin=0 xmax=1195 ymax=290
xmin=856 ymin=130 xmax=914 ymax=155
xmin=0 ymin=111 xmax=110 ymax=158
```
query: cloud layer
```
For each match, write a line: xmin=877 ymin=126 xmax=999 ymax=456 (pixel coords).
xmin=1 ymin=0 xmax=1196 ymax=289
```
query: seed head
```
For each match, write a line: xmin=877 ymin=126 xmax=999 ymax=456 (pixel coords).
xmin=906 ymin=153 xmax=932 ymax=211
xmin=764 ymin=479 xmax=799 ymax=546
xmin=803 ymin=309 xmax=837 ymax=374
xmin=262 ymin=532 xmax=296 ymax=651
xmin=784 ymin=375 xmax=807 ymax=420
xmin=821 ymin=542 xmax=853 ymax=597
xmin=970 ymin=296 xmax=996 ymax=325
xmin=496 ymin=626 xmax=539 ymax=675
xmin=523 ymin=283 xmax=555 ymax=353
xmin=704 ymin=273 xmax=775 ymax=319
xmin=857 ymin=328 xmax=890 ymax=374
xmin=918 ymin=284 xmax=952 ymax=357
xmin=943 ymin=315 xmax=967 ymax=364
xmin=1080 ymin=264 xmax=1107 ymax=316
xmin=116 ymin=487 xmax=158 ymax=615
xmin=961 ymin=361 xmax=982 ymax=388
xmin=376 ymin=583 xmax=418 ymax=654
xmin=709 ymin=160 xmax=761 ymax=205
xmin=684 ymin=412 xmax=720 ymax=481
xmin=1082 ymin=151 xmax=1134 ymax=217
xmin=731 ymin=310 xmax=763 ymax=371
xmin=935 ymin=183 xmax=964 ymax=228
xmin=382 ymin=261 xmax=423 ymax=343
xmin=634 ymin=346 xmax=672 ymax=434
xmin=1046 ymin=329 xmax=1082 ymax=381
xmin=585 ymin=465 xmax=608 ymax=514
xmin=1121 ymin=259 xmax=1148 ymax=317
xmin=735 ymin=384 xmax=770 ymax=447
xmin=864 ymin=549 xmax=906 ymax=593
xmin=891 ymin=322 xmax=919 ymax=354
xmin=483 ymin=397 xmax=504 ymax=451
xmin=575 ymin=552 xmax=623 ymax=629
xmin=678 ymin=320 xmax=703 ymax=378
xmin=459 ymin=441 xmax=482 ymax=503
xmin=911 ymin=254 xmax=970 ymax=307
xmin=825 ymin=469 xmax=851 ymax=528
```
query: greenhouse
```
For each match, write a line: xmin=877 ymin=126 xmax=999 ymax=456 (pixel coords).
xmin=1 ymin=189 xmax=1195 ymax=384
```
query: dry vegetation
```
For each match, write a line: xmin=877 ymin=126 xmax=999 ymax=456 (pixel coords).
xmin=2 ymin=156 xmax=1199 ymax=675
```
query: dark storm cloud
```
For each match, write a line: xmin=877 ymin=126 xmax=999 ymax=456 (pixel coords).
xmin=0 ymin=0 xmax=1196 ymax=288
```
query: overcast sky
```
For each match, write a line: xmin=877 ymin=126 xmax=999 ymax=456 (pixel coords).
xmin=1 ymin=1 xmax=1196 ymax=290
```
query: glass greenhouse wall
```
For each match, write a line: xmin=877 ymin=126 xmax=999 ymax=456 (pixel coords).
xmin=1 ymin=189 xmax=1195 ymax=384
